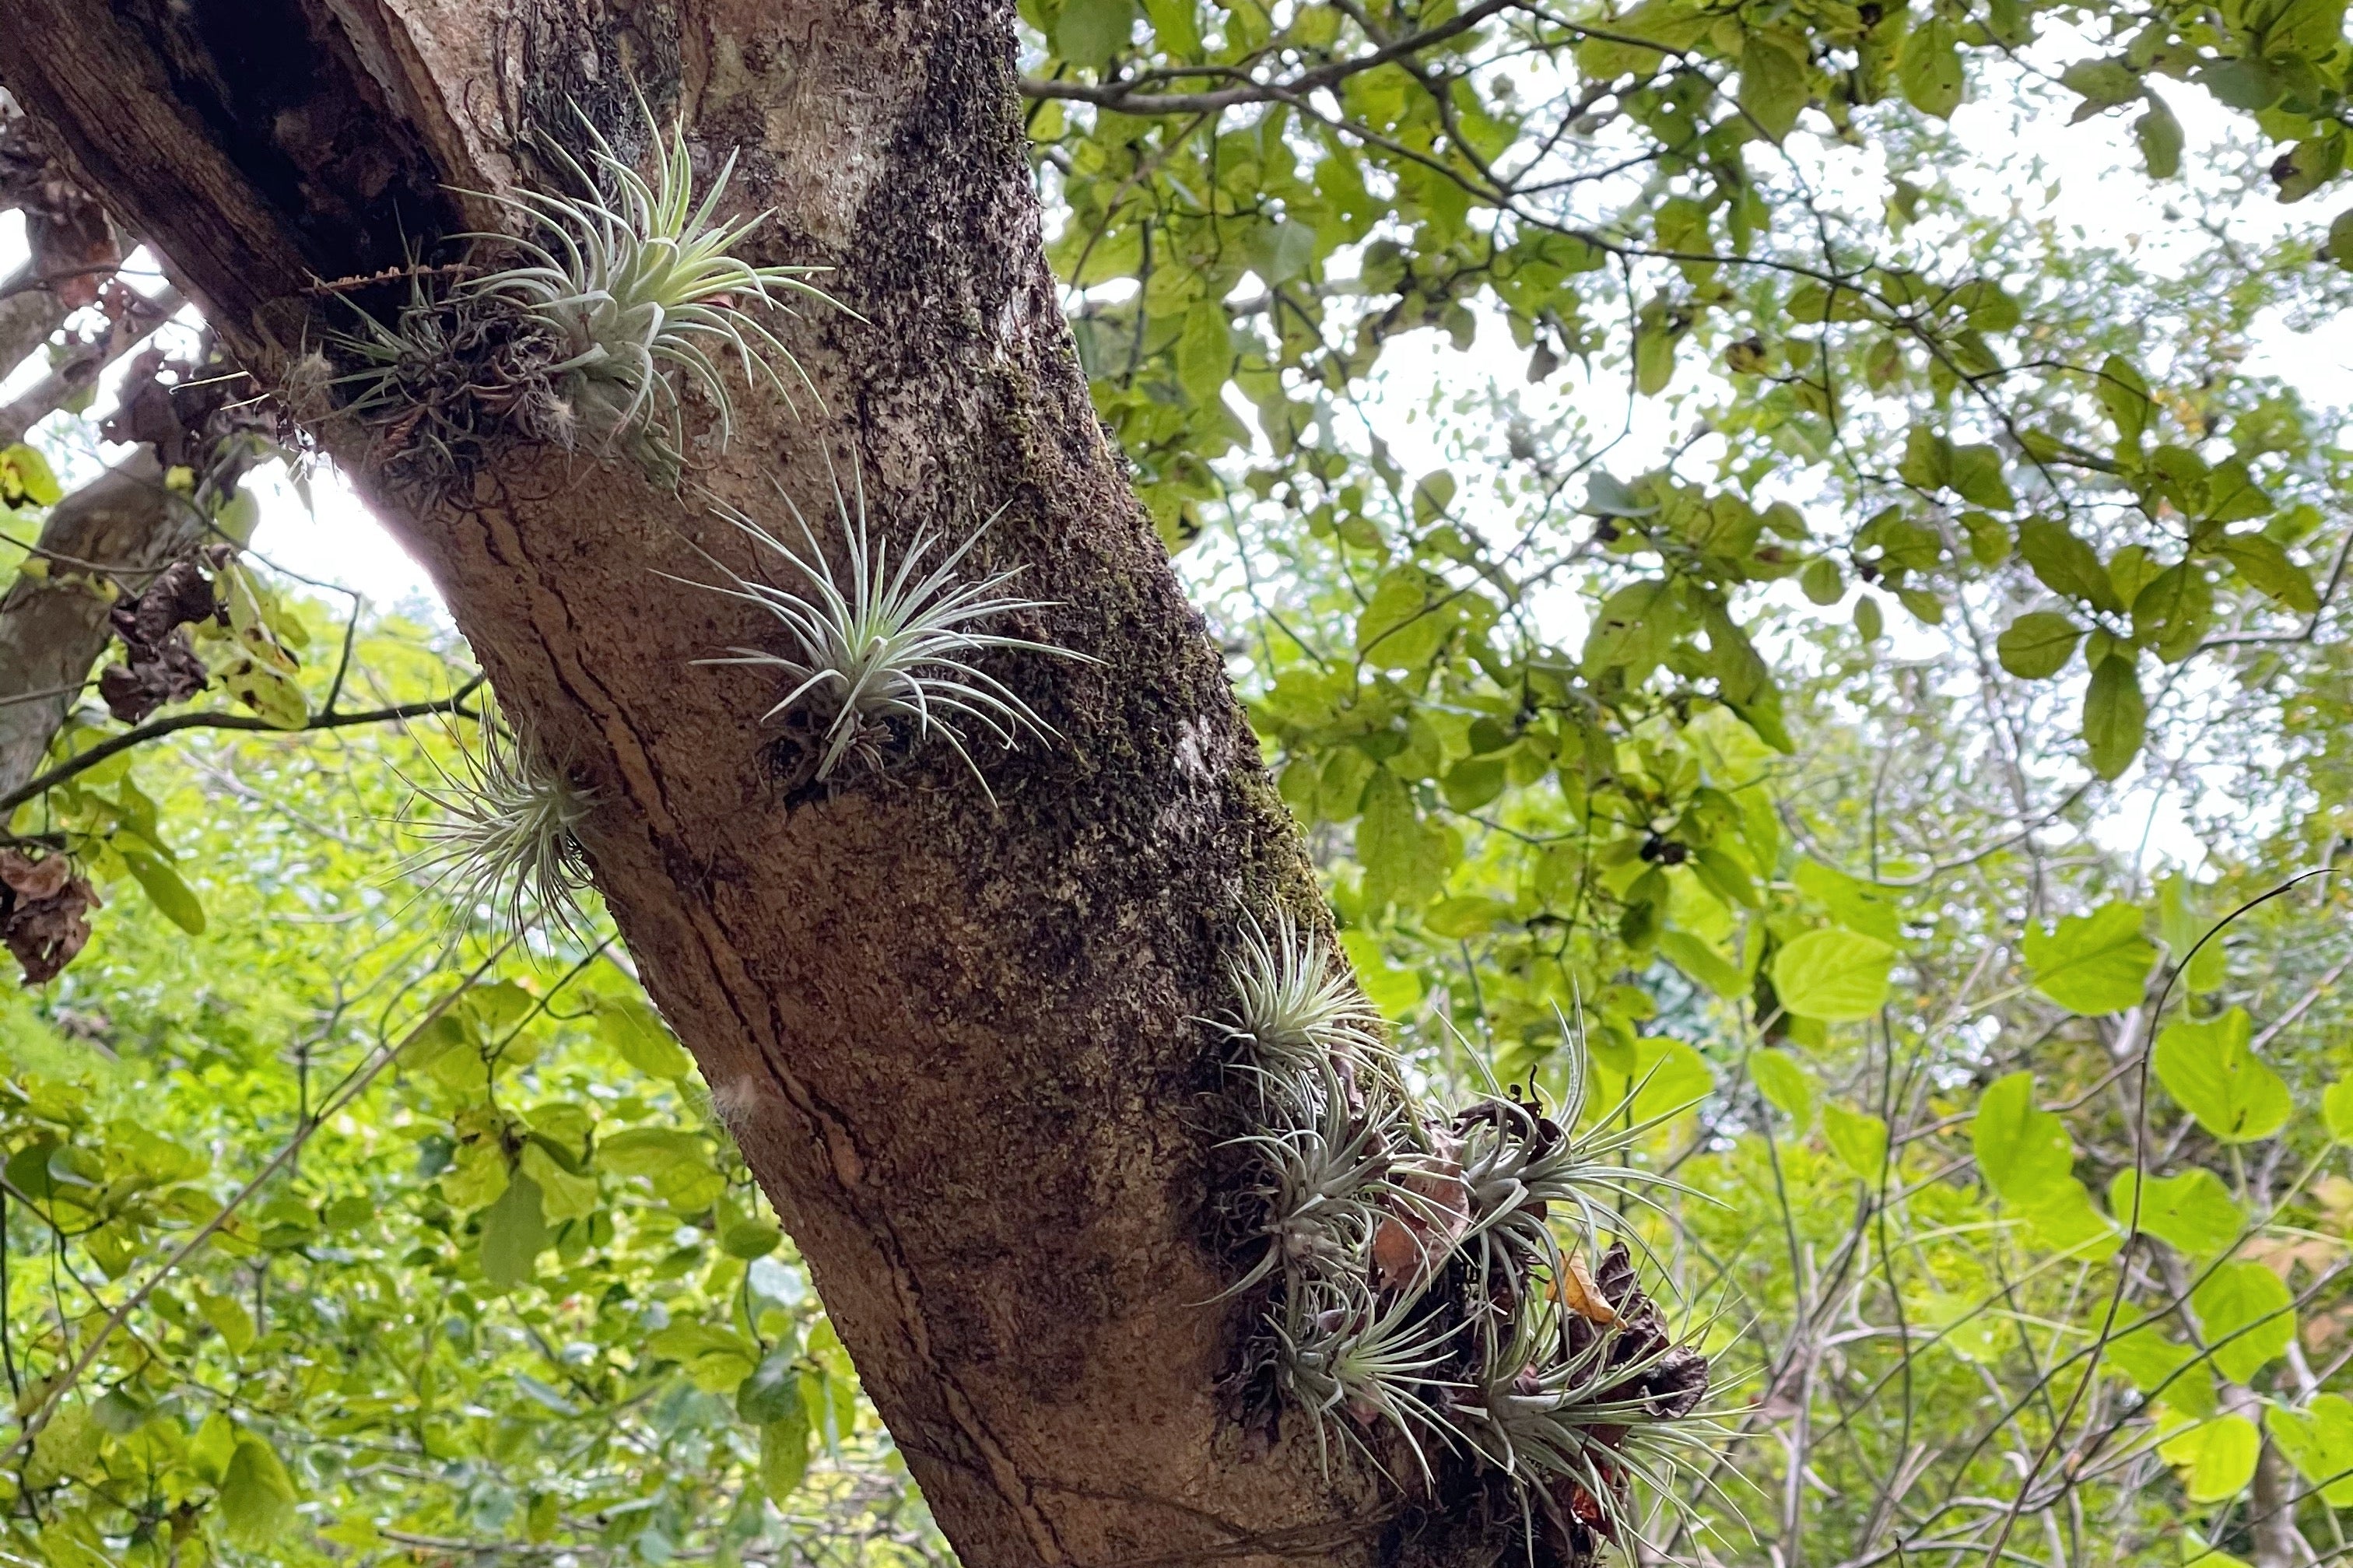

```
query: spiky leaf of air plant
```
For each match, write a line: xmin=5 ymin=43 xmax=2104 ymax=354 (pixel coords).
xmin=1216 ymin=1079 xmax=1422 ymax=1302
xmin=1202 ymin=907 xmax=1387 ymax=1102
xmin=1454 ymin=1247 xmax=1725 ymax=1557
xmin=668 ymin=464 xmax=1093 ymax=801
xmin=400 ymin=712 xmax=599 ymax=940
xmin=1274 ymin=1279 xmax=1464 ymax=1486
xmin=460 ymin=100 xmax=846 ymax=452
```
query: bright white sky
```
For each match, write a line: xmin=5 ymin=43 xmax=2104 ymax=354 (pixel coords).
xmin=4 ymin=51 xmax=2346 ymax=874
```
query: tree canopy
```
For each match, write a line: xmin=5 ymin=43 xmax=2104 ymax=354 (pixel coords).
xmin=2 ymin=1 xmax=2353 ymax=1566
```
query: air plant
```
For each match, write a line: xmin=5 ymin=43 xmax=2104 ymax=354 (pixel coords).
xmin=460 ymin=100 xmax=843 ymax=450
xmin=668 ymin=463 xmax=1092 ymax=798
xmin=1454 ymin=1285 xmax=1725 ymax=1553
xmin=1202 ymin=907 xmax=1387 ymax=1096
xmin=1272 ymin=1279 xmax=1464 ymax=1486
xmin=399 ymin=707 xmax=598 ymax=938
xmin=1218 ymin=1084 xmax=1408 ymax=1300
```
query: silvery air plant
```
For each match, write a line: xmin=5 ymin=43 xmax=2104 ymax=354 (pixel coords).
xmin=669 ymin=463 xmax=1094 ymax=799
xmin=1208 ymin=909 xmax=1722 ymax=1568
xmin=458 ymin=101 xmax=843 ymax=452
xmin=328 ymin=96 xmax=840 ymax=482
xmin=399 ymin=706 xmax=598 ymax=941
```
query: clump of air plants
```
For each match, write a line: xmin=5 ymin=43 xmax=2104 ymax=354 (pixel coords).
xmin=328 ymin=268 xmax=577 ymax=493
xmin=457 ymin=99 xmax=842 ymax=454
xmin=667 ymin=462 xmax=1095 ymax=802
xmin=323 ymin=94 xmax=843 ymax=486
xmin=1207 ymin=910 xmax=1720 ymax=1568
xmin=397 ymin=706 xmax=599 ymax=940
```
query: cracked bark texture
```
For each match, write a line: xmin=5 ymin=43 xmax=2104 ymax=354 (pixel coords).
xmin=2 ymin=5 xmax=1478 ymax=1564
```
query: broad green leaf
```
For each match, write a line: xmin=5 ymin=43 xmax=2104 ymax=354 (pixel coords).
xmin=595 ymin=995 xmax=695 ymax=1079
xmin=1739 ymin=34 xmax=1809 ymax=139
xmin=1822 ymin=1101 xmax=1890 ymax=1178
xmin=195 ymin=1284 xmax=257 ymax=1356
xmin=2022 ymin=1178 xmax=2121 ymax=1259
xmin=220 ymin=1433 xmax=301 ymax=1549
xmin=2267 ymin=1394 xmax=2353 ymax=1505
xmin=479 ymin=1170 xmax=548 ymax=1289
xmin=2158 ymin=1415 xmax=2260 ymax=1502
xmin=1589 ymin=1037 xmax=1713 ymax=1129
xmin=1659 ymin=929 xmax=1745 ymax=997
xmin=2096 ymin=355 xmax=2152 ymax=447
xmin=518 ymin=1141 xmax=598 ymax=1224
xmin=1792 ymin=859 xmax=1904 ymax=942
xmin=1899 ymin=18 xmax=1965 ymax=118
xmin=2107 ymin=1168 xmax=2244 ymax=1256
xmin=2214 ymin=532 xmax=2319 ymax=613
xmin=1996 ymin=612 xmax=2083 ymax=679
xmin=120 ymin=851 xmax=205 ymax=935
xmin=760 ymin=1405 xmax=813 ymax=1500
xmin=1973 ymin=1072 xmax=2073 ymax=1205
xmin=2136 ymin=93 xmax=2185 ymax=178
xmin=0 ymin=442 xmax=63 ymax=508
xmin=2191 ymin=1261 xmax=2295 ymax=1383
xmin=2107 ymin=1325 xmax=2218 ymax=1416
xmin=2326 ymin=1079 xmax=2353 ymax=1142
xmin=646 ymin=1322 xmax=759 ymax=1393
xmin=1771 ymin=928 xmax=1896 ymax=1022
xmin=2018 ymin=517 xmax=2122 ymax=612
xmin=2154 ymin=1008 xmax=2291 ymax=1143
xmin=2083 ymin=654 xmax=2148 ymax=778
xmin=2022 ymin=902 xmax=2156 ymax=1015
xmin=738 ymin=1348 xmax=803 ymax=1426
xmin=1750 ymin=1047 xmax=1816 ymax=1126
xmin=2158 ymin=873 xmax=2229 ymax=994
xmin=1055 ymin=0 xmax=1135 ymax=68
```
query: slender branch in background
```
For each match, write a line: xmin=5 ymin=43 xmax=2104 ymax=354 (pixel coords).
xmin=0 ymin=675 xmax=488 ymax=818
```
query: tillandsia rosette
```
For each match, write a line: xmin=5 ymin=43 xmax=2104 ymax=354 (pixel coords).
xmin=1208 ymin=907 xmax=1720 ymax=1567
xmin=397 ymin=706 xmax=599 ymax=941
xmin=665 ymin=461 xmax=1095 ymax=802
xmin=322 ymin=93 xmax=843 ymax=486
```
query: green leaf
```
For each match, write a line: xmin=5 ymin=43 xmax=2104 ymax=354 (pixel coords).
xmin=479 ymin=1170 xmax=548 ymax=1289
xmin=760 ymin=1406 xmax=813 ymax=1500
xmin=2154 ymin=1007 xmax=2292 ymax=1143
xmin=195 ymin=1285 xmax=257 ymax=1356
xmin=2018 ymin=517 xmax=2122 ymax=612
xmin=1800 ymin=556 xmax=1843 ymax=605
xmin=1948 ymin=444 xmax=2015 ymax=510
xmin=738 ymin=1347 xmax=803 ymax=1426
xmin=1973 ymin=1072 xmax=2073 ymax=1205
xmin=2108 ymin=1167 xmax=2245 ymax=1256
xmin=120 ymin=851 xmax=206 ymax=935
xmin=220 ymin=1433 xmax=301 ymax=1549
xmin=2060 ymin=58 xmax=2143 ymax=114
xmin=1659 ymin=929 xmax=1745 ymax=998
xmin=1750 ymin=1047 xmax=1816 ymax=1126
xmin=2158 ymin=1415 xmax=2260 ymax=1502
xmin=595 ymin=996 xmax=695 ymax=1079
xmin=2325 ymin=1079 xmax=2353 ymax=1142
xmin=2330 ymin=207 xmax=2353 ymax=271
xmin=1793 ymin=859 xmax=1905 ymax=943
xmin=2131 ymin=564 xmax=2214 ymax=664
xmin=1055 ymin=0 xmax=1136 ymax=68
xmin=2158 ymin=873 xmax=2229 ymax=994
xmin=0 ymin=443 xmax=63 ymax=508
xmin=1996 ymin=612 xmax=2084 ymax=679
xmin=2191 ymin=1261 xmax=2295 ymax=1383
xmin=2096 ymin=356 xmax=2152 ymax=447
xmin=2082 ymin=655 xmax=2147 ymax=779
xmin=1771 ymin=928 xmax=1895 ymax=1021
xmin=1822 ymin=1101 xmax=1890 ymax=1179
xmin=2022 ymin=902 xmax=2156 ymax=1015
xmin=1899 ymin=18 xmax=1965 ymax=118
xmin=518 ymin=1141 xmax=598 ymax=1224
xmin=2135 ymin=93 xmax=2185 ymax=178
xmin=2108 ymin=1325 xmax=2218 ymax=1415
xmin=2267 ymin=1394 xmax=2353 ymax=1505
xmin=1739 ymin=34 xmax=1809 ymax=139
xmin=2215 ymin=532 xmax=2319 ymax=614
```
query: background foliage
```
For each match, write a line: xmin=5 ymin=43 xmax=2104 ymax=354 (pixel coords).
xmin=5 ymin=0 xmax=2353 ymax=1563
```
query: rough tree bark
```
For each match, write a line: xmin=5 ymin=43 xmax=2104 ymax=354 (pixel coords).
xmin=4 ymin=6 xmax=1475 ymax=1564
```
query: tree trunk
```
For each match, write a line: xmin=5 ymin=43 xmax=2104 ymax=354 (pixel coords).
xmin=2 ymin=6 xmax=1451 ymax=1563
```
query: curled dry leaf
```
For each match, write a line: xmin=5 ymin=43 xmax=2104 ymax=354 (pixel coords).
xmin=0 ymin=849 xmax=102 ymax=985
xmin=1555 ymin=1249 xmax=1620 ymax=1328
